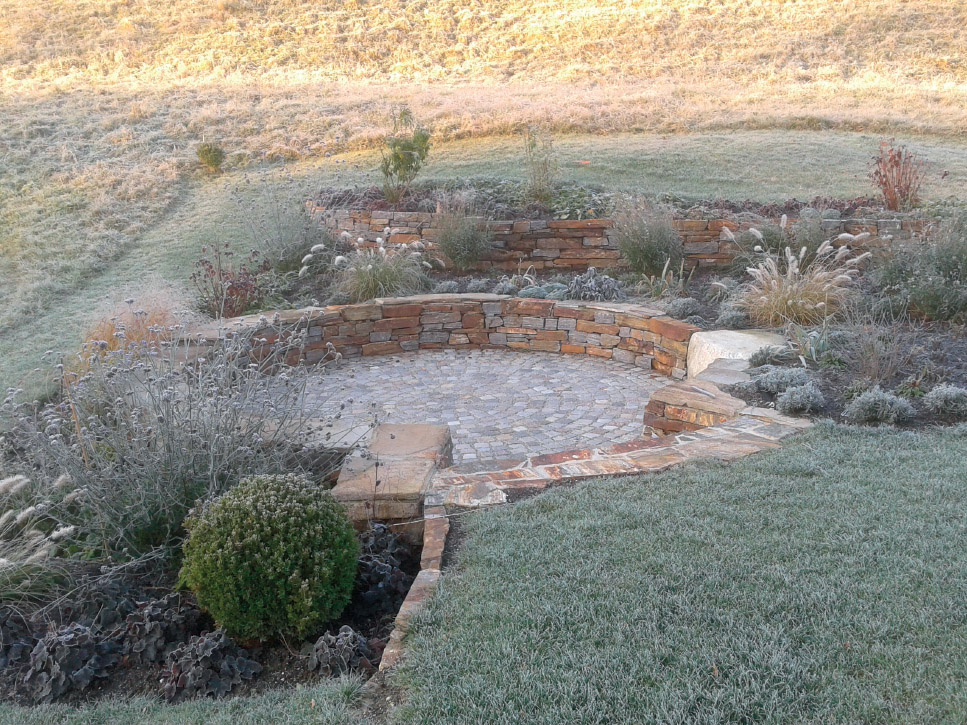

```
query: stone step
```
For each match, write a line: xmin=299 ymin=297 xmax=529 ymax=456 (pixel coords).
xmin=330 ymin=423 xmax=452 ymax=541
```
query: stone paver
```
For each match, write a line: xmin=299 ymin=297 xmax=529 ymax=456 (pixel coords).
xmin=305 ymin=349 xmax=665 ymax=465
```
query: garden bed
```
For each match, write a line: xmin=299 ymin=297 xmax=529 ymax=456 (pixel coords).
xmin=725 ymin=321 xmax=967 ymax=427
xmin=0 ymin=522 xmax=420 ymax=707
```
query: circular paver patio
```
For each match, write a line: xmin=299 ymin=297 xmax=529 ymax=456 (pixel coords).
xmin=304 ymin=349 xmax=665 ymax=465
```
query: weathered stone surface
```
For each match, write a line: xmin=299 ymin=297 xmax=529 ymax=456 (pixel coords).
xmin=686 ymin=329 xmax=787 ymax=378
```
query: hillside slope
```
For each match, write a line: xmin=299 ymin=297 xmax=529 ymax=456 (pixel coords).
xmin=2 ymin=0 xmax=965 ymax=87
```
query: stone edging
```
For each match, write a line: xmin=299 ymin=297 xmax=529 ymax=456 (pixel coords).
xmin=377 ymin=380 xmax=812 ymax=671
xmin=193 ymin=294 xmax=700 ymax=378
xmin=313 ymin=206 xmax=930 ymax=271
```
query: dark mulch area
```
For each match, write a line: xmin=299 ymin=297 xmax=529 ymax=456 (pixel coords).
xmin=679 ymin=195 xmax=881 ymax=219
xmin=0 ymin=536 xmax=420 ymax=708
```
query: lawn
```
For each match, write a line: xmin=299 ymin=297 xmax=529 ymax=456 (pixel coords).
xmin=395 ymin=423 xmax=967 ymax=723
xmin=0 ymin=676 xmax=368 ymax=725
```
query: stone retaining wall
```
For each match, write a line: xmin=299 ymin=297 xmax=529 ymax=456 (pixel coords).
xmin=194 ymin=294 xmax=700 ymax=378
xmin=312 ymin=206 xmax=929 ymax=271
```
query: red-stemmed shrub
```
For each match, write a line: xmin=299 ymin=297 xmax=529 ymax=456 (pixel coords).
xmin=190 ymin=243 xmax=269 ymax=318
xmin=869 ymin=140 xmax=926 ymax=211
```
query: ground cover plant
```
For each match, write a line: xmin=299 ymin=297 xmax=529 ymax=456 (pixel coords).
xmin=397 ymin=424 xmax=967 ymax=723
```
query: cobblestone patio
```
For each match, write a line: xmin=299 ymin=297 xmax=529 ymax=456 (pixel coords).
xmin=305 ymin=349 xmax=665 ymax=465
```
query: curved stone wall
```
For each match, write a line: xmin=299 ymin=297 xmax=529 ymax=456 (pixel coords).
xmin=197 ymin=294 xmax=700 ymax=378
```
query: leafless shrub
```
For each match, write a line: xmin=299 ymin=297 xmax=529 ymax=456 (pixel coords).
xmin=869 ymin=140 xmax=927 ymax=211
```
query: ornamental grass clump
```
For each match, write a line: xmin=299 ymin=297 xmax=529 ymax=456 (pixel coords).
xmin=179 ymin=474 xmax=359 ymax=641
xmin=332 ymin=246 xmax=430 ymax=302
xmin=734 ymin=240 xmax=869 ymax=326
xmin=434 ymin=199 xmax=491 ymax=270
xmin=612 ymin=202 xmax=682 ymax=277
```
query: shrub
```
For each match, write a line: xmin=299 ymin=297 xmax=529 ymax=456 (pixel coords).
xmin=179 ymin=474 xmax=360 ymax=641
xmin=435 ymin=197 xmax=492 ymax=270
xmin=566 ymin=267 xmax=625 ymax=302
xmin=843 ymin=386 xmax=916 ymax=424
xmin=749 ymin=345 xmax=795 ymax=368
xmin=517 ymin=285 xmax=547 ymax=299
xmin=81 ymin=300 xmax=177 ymax=359
xmin=776 ymin=382 xmax=825 ymax=415
xmin=665 ymin=297 xmax=702 ymax=319
xmin=734 ymin=240 xmax=869 ymax=326
xmin=877 ymin=213 xmax=967 ymax=322
xmin=924 ymin=384 xmax=967 ymax=419
xmin=613 ymin=203 xmax=683 ymax=277
xmin=0 ymin=310 xmax=361 ymax=598
xmin=333 ymin=248 xmax=429 ymax=302
xmin=197 ymin=143 xmax=226 ymax=173
xmin=493 ymin=280 xmax=518 ymax=296
xmin=466 ymin=278 xmax=492 ymax=293
xmin=190 ymin=243 xmax=270 ymax=318
xmin=714 ymin=306 xmax=748 ymax=329
xmin=431 ymin=280 xmax=460 ymax=294
xmin=869 ymin=139 xmax=926 ymax=211
xmin=231 ymin=170 xmax=334 ymax=276
xmin=380 ymin=108 xmax=431 ymax=205
xmin=522 ymin=126 xmax=557 ymax=205
xmin=740 ymin=365 xmax=809 ymax=395
xmin=705 ymin=276 xmax=739 ymax=304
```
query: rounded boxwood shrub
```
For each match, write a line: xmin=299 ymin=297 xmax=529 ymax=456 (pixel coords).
xmin=179 ymin=474 xmax=359 ymax=641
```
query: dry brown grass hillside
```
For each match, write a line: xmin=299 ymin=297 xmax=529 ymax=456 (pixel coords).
xmin=1 ymin=0 xmax=966 ymax=390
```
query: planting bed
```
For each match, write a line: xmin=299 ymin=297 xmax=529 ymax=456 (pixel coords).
xmin=0 ymin=521 xmax=419 ymax=707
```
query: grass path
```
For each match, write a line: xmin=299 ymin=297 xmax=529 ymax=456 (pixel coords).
xmin=4 ymin=130 xmax=967 ymax=395
xmin=395 ymin=423 xmax=967 ymax=723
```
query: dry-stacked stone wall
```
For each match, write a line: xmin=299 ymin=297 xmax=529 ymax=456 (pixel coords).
xmin=197 ymin=294 xmax=700 ymax=379
xmin=312 ymin=206 xmax=929 ymax=271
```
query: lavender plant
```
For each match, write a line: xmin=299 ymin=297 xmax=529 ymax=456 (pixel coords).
xmin=0 ymin=306 xmax=373 ymax=603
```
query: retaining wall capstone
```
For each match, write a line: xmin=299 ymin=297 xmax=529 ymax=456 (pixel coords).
xmin=311 ymin=206 xmax=930 ymax=271
xmin=192 ymin=294 xmax=700 ymax=379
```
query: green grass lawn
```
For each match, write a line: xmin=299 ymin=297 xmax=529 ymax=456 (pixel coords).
xmin=395 ymin=423 xmax=967 ymax=723
xmin=0 ymin=676 xmax=369 ymax=725
xmin=4 ymin=130 xmax=967 ymax=397
xmin=2 ymin=424 xmax=966 ymax=721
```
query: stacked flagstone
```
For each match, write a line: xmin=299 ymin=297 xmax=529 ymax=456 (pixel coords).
xmin=193 ymin=294 xmax=701 ymax=379
xmin=312 ymin=206 xmax=929 ymax=271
